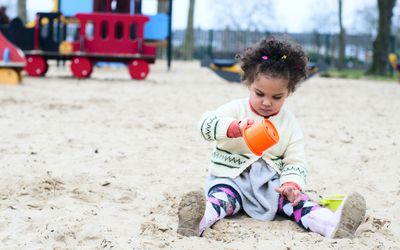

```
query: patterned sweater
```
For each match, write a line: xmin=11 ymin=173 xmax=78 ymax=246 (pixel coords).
xmin=198 ymin=98 xmax=308 ymax=189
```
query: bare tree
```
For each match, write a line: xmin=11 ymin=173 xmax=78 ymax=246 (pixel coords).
xmin=308 ymin=1 xmax=338 ymax=67
xmin=212 ymin=0 xmax=275 ymax=31
xmin=338 ymin=0 xmax=346 ymax=70
xmin=368 ymin=0 xmax=397 ymax=75
xmin=17 ymin=0 xmax=27 ymax=24
xmin=156 ymin=0 xmax=170 ymax=59
xmin=352 ymin=4 xmax=378 ymax=35
xmin=309 ymin=0 xmax=338 ymax=34
xmin=0 ymin=5 xmax=10 ymax=24
xmin=182 ymin=0 xmax=195 ymax=60
xmin=157 ymin=0 xmax=169 ymax=13
xmin=392 ymin=4 xmax=400 ymax=53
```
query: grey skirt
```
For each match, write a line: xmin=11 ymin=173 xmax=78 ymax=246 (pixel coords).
xmin=205 ymin=158 xmax=280 ymax=221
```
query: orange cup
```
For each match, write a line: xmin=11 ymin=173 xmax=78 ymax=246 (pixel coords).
xmin=243 ymin=119 xmax=280 ymax=156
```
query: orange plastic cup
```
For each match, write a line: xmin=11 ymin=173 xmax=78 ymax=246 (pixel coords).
xmin=243 ymin=119 xmax=280 ymax=156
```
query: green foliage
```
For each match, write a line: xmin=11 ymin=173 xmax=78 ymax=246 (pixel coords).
xmin=320 ymin=69 xmax=397 ymax=82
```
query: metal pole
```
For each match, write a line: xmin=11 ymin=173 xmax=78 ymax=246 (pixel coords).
xmin=167 ymin=0 xmax=173 ymax=70
xmin=134 ymin=0 xmax=142 ymax=14
xmin=130 ymin=0 xmax=134 ymax=14
xmin=207 ymin=29 xmax=213 ymax=58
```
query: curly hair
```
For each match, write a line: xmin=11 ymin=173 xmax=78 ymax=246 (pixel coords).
xmin=235 ymin=37 xmax=308 ymax=92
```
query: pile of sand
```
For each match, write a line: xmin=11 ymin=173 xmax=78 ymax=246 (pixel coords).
xmin=0 ymin=61 xmax=398 ymax=249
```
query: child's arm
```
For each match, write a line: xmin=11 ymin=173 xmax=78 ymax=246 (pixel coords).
xmin=198 ymin=100 xmax=245 ymax=141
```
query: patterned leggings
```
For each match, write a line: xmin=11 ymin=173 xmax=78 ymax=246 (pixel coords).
xmin=208 ymin=184 xmax=321 ymax=230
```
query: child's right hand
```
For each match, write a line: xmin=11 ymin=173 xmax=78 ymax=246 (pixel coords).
xmin=227 ymin=118 xmax=255 ymax=138
xmin=238 ymin=118 xmax=255 ymax=133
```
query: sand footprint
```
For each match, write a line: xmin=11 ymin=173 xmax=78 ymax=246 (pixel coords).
xmin=70 ymin=187 xmax=102 ymax=203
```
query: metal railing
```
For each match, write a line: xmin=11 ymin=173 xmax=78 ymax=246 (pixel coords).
xmin=169 ymin=29 xmax=374 ymax=70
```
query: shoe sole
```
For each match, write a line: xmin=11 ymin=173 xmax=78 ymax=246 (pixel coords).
xmin=331 ymin=192 xmax=366 ymax=238
xmin=177 ymin=190 xmax=206 ymax=237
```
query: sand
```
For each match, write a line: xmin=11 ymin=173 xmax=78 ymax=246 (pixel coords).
xmin=0 ymin=61 xmax=399 ymax=249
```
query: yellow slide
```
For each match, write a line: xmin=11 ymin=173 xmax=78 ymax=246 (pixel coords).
xmin=0 ymin=68 xmax=22 ymax=85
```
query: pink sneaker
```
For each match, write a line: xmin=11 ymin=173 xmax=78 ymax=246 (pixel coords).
xmin=308 ymin=192 xmax=366 ymax=238
xmin=331 ymin=192 xmax=367 ymax=238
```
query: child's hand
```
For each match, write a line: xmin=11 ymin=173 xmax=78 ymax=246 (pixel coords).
xmin=227 ymin=118 xmax=255 ymax=138
xmin=238 ymin=118 xmax=255 ymax=133
xmin=275 ymin=182 xmax=302 ymax=206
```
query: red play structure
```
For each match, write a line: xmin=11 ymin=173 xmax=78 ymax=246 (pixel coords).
xmin=0 ymin=31 xmax=25 ymax=84
xmin=25 ymin=12 xmax=156 ymax=79
xmin=70 ymin=13 xmax=156 ymax=79
xmin=0 ymin=0 xmax=173 ymax=80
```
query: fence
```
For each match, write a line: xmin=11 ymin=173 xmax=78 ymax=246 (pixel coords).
xmin=170 ymin=29 xmax=375 ymax=70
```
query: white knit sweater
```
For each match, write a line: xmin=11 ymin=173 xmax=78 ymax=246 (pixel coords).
xmin=198 ymin=98 xmax=308 ymax=189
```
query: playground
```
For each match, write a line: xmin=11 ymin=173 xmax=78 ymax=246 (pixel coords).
xmin=0 ymin=0 xmax=400 ymax=249
xmin=0 ymin=61 xmax=399 ymax=248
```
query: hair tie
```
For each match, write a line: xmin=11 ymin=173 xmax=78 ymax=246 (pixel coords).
xmin=261 ymin=55 xmax=269 ymax=61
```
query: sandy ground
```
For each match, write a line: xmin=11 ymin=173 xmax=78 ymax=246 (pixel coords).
xmin=0 ymin=61 xmax=399 ymax=249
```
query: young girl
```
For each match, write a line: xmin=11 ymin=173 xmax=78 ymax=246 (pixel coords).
xmin=177 ymin=37 xmax=366 ymax=238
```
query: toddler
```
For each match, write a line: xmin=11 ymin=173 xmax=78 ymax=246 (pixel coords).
xmin=177 ymin=37 xmax=366 ymax=238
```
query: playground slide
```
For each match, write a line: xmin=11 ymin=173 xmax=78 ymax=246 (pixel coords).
xmin=0 ymin=31 xmax=26 ymax=84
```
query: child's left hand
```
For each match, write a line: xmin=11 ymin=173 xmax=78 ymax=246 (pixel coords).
xmin=275 ymin=182 xmax=302 ymax=206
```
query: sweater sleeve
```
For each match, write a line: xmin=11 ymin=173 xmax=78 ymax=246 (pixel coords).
xmin=280 ymin=115 xmax=308 ymax=189
xmin=198 ymin=100 xmax=239 ymax=141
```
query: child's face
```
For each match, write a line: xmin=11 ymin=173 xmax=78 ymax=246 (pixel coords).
xmin=248 ymin=75 xmax=290 ymax=117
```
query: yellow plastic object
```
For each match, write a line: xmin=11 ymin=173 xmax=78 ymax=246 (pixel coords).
xmin=210 ymin=63 xmax=243 ymax=74
xmin=319 ymin=194 xmax=346 ymax=211
xmin=59 ymin=41 xmax=73 ymax=55
xmin=0 ymin=68 xmax=22 ymax=84
xmin=25 ymin=0 xmax=60 ymax=28
xmin=389 ymin=53 xmax=398 ymax=70
xmin=26 ymin=20 xmax=36 ymax=28
xmin=52 ymin=0 xmax=59 ymax=12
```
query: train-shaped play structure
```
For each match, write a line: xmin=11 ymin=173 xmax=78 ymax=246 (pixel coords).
xmin=1 ymin=12 xmax=156 ymax=79
xmin=0 ymin=0 xmax=170 ymax=80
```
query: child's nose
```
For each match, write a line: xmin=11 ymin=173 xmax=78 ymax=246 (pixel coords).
xmin=262 ymin=99 xmax=272 ymax=107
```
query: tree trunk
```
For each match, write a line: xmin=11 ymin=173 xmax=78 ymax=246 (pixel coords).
xmin=17 ymin=0 xmax=27 ymax=24
xmin=156 ymin=0 xmax=170 ymax=59
xmin=157 ymin=0 xmax=169 ymax=13
xmin=367 ymin=0 xmax=397 ymax=75
xmin=182 ymin=0 xmax=195 ymax=60
xmin=338 ymin=0 xmax=346 ymax=70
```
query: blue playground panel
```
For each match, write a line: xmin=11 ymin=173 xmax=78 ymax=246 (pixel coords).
xmin=144 ymin=13 xmax=169 ymax=40
xmin=3 ymin=47 xmax=10 ymax=64
xmin=60 ymin=0 xmax=93 ymax=16
xmin=59 ymin=0 xmax=168 ymax=41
